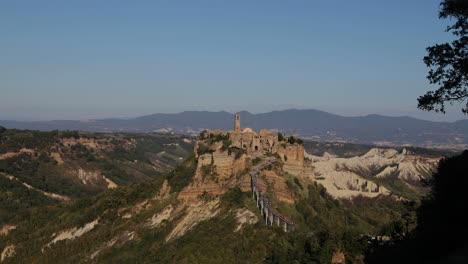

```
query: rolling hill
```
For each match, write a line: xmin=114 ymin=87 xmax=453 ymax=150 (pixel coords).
xmin=1 ymin=109 xmax=467 ymax=149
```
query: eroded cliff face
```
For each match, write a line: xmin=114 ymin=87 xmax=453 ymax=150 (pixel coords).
xmin=187 ymin=129 xmax=440 ymax=202
xmin=179 ymin=151 xmax=252 ymax=200
xmin=181 ymin=130 xmax=302 ymax=203
xmin=304 ymin=148 xmax=440 ymax=199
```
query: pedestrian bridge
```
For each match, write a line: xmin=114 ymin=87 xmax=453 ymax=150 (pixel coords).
xmin=250 ymin=158 xmax=295 ymax=232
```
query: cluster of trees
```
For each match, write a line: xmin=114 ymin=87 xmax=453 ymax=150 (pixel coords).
xmin=2 ymin=1 xmax=466 ymax=260
xmin=418 ymin=0 xmax=468 ymax=114
xmin=367 ymin=151 xmax=468 ymax=263
xmin=368 ymin=1 xmax=468 ymax=259
xmin=0 ymin=129 xmax=58 ymax=154
xmin=197 ymin=132 xmax=232 ymax=153
xmin=0 ymin=176 xmax=55 ymax=225
xmin=227 ymin=146 xmax=246 ymax=159
xmin=4 ymin=135 xmax=450 ymax=263
xmin=277 ymin=132 xmax=304 ymax=145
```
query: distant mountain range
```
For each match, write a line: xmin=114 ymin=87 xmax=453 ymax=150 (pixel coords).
xmin=1 ymin=109 xmax=467 ymax=149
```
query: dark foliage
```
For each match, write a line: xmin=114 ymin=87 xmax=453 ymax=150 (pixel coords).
xmin=227 ymin=146 xmax=245 ymax=159
xmin=252 ymin=157 xmax=262 ymax=166
xmin=220 ymin=187 xmax=244 ymax=209
xmin=368 ymin=151 xmax=468 ymax=263
xmin=0 ymin=176 xmax=55 ymax=225
xmin=415 ymin=150 xmax=468 ymax=262
xmin=209 ymin=133 xmax=230 ymax=144
xmin=418 ymin=0 xmax=468 ymax=114
xmin=0 ymin=129 xmax=58 ymax=154
xmin=277 ymin=132 xmax=285 ymax=142
xmin=288 ymin=136 xmax=296 ymax=144
xmin=196 ymin=142 xmax=214 ymax=156
xmin=166 ymin=154 xmax=196 ymax=193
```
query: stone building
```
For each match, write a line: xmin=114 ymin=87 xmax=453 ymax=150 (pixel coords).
xmin=184 ymin=113 xmax=307 ymax=202
xmin=234 ymin=113 xmax=241 ymax=132
xmin=200 ymin=113 xmax=304 ymax=162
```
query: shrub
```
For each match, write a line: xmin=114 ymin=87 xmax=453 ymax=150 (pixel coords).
xmin=228 ymin=147 xmax=245 ymax=159
xmin=212 ymin=133 xmax=229 ymax=143
xmin=166 ymin=154 xmax=196 ymax=192
xmin=288 ymin=136 xmax=296 ymax=144
xmin=199 ymin=130 xmax=208 ymax=140
xmin=197 ymin=143 xmax=213 ymax=156
xmin=221 ymin=139 xmax=232 ymax=151
xmin=294 ymin=177 xmax=303 ymax=189
xmin=277 ymin=132 xmax=285 ymax=141
xmin=200 ymin=164 xmax=212 ymax=180
xmin=252 ymin=157 xmax=262 ymax=166
xmin=221 ymin=187 xmax=244 ymax=209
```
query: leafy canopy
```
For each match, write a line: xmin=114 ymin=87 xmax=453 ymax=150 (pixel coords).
xmin=418 ymin=0 xmax=468 ymax=114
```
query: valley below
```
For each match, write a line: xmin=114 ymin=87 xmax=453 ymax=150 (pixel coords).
xmin=0 ymin=126 xmax=458 ymax=263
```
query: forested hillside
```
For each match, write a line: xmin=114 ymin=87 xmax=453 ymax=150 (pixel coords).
xmin=0 ymin=128 xmax=458 ymax=263
xmin=0 ymin=128 xmax=194 ymax=227
xmin=1 ymin=156 xmax=411 ymax=263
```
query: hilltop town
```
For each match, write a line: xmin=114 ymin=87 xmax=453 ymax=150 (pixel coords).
xmin=0 ymin=115 xmax=446 ymax=263
xmin=179 ymin=114 xmax=413 ymax=202
xmin=179 ymin=113 xmax=306 ymax=201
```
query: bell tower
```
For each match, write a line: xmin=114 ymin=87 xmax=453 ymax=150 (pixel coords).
xmin=234 ymin=113 xmax=241 ymax=132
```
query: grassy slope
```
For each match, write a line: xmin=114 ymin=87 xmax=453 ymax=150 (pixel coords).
xmin=2 ymin=154 xmax=410 ymax=263
xmin=0 ymin=132 xmax=425 ymax=263
xmin=0 ymin=129 xmax=194 ymax=226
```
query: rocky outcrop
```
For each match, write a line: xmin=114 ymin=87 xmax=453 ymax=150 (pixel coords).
xmin=179 ymin=151 xmax=251 ymax=200
xmin=304 ymin=148 xmax=440 ymax=198
xmin=43 ymin=219 xmax=99 ymax=251
xmin=89 ymin=231 xmax=135 ymax=260
xmin=186 ymin=126 xmax=306 ymax=201
xmin=1 ymin=245 xmax=15 ymax=262
xmin=278 ymin=144 xmax=304 ymax=164
xmin=148 ymin=205 xmax=174 ymax=228
xmin=234 ymin=208 xmax=258 ymax=232
xmin=77 ymin=169 xmax=100 ymax=185
xmin=103 ymin=176 xmax=118 ymax=189
xmin=76 ymin=168 xmax=118 ymax=189
xmin=0 ymin=148 xmax=34 ymax=160
xmin=332 ymin=251 xmax=346 ymax=264
xmin=0 ymin=225 xmax=16 ymax=236
xmin=50 ymin=152 xmax=64 ymax=164
xmin=166 ymin=199 xmax=220 ymax=241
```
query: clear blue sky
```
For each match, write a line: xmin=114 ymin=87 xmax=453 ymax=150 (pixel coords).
xmin=1 ymin=0 xmax=465 ymax=121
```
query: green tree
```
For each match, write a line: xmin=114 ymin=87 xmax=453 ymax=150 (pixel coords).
xmin=418 ymin=0 xmax=468 ymax=114
xmin=277 ymin=132 xmax=285 ymax=142
xmin=368 ymin=151 xmax=468 ymax=263
xmin=415 ymin=150 xmax=468 ymax=261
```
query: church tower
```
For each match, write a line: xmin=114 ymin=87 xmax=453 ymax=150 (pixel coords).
xmin=234 ymin=113 xmax=241 ymax=132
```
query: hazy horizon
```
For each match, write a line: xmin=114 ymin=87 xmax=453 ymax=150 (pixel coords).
xmin=1 ymin=1 xmax=467 ymax=122
xmin=0 ymin=106 xmax=466 ymax=123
